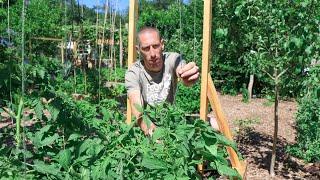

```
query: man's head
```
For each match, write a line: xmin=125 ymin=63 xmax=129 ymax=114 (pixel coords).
xmin=137 ymin=27 xmax=164 ymax=72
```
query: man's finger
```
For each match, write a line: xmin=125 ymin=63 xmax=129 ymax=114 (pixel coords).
xmin=181 ymin=66 xmax=199 ymax=78
xmin=187 ymin=72 xmax=199 ymax=81
xmin=182 ymin=78 xmax=198 ymax=87
xmin=179 ymin=62 xmax=196 ymax=75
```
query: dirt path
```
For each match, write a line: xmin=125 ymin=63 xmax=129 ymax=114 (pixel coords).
xmin=218 ymin=93 xmax=319 ymax=179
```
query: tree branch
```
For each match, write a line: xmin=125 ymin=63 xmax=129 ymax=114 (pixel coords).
xmin=262 ymin=69 xmax=275 ymax=81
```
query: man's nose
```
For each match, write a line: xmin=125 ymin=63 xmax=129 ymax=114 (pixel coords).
xmin=150 ymin=47 xmax=156 ymax=58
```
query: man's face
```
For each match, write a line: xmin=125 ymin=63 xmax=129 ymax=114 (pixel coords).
xmin=137 ymin=30 xmax=164 ymax=72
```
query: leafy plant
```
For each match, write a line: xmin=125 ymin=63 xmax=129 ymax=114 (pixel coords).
xmin=287 ymin=66 xmax=320 ymax=162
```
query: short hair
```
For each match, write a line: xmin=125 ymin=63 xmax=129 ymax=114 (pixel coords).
xmin=137 ymin=26 xmax=162 ymax=45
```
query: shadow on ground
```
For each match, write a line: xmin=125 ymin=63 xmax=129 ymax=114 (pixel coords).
xmin=236 ymin=129 xmax=319 ymax=179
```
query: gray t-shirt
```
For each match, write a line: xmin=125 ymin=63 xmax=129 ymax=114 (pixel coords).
xmin=125 ymin=52 xmax=185 ymax=107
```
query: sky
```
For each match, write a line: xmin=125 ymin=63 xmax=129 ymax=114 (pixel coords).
xmin=81 ymin=0 xmax=190 ymax=13
xmin=81 ymin=0 xmax=129 ymax=12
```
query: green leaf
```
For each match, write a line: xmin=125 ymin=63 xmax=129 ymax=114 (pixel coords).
xmin=305 ymin=45 xmax=312 ymax=55
xmin=33 ymin=160 xmax=61 ymax=176
xmin=41 ymin=133 xmax=59 ymax=147
xmin=48 ymin=106 xmax=60 ymax=121
xmin=215 ymin=133 xmax=237 ymax=150
xmin=68 ymin=133 xmax=81 ymax=141
xmin=234 ymin=5 xmax=243 ymax=16
xmin=57 ymin=149 xmax=72 ymax=169
xmin=38 ymin=68 xmax=45 ymax=79
xmin=34 ymin=101 xmax=43 ymax=119
xmin=216 ymin=28 xmax=228 ymax=38
xmin=215 ymin=161 xmax=240 ymax=178
xmin=31 ymin=125 xmax=52 ymax=147
xmin=141 ymin=156 xmax=168 ymax=170
xmin=205 ymin=145 xmax=218 ymax=157
xmin=79 ymin=139 xmax=92 ymax=156
xmin=152 ymin=127 xmax=166 ymax=141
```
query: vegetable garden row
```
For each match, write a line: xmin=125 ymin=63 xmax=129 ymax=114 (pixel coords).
xmin=0 ymin=0 xmax=319 ymax=179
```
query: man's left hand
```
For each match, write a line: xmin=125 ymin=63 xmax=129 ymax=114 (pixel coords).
xmin=177 ymin=62 xmax=199 ymax=86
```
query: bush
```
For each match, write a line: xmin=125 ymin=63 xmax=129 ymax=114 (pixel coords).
xmin=287 ymin=66 xmax=320 ymax=162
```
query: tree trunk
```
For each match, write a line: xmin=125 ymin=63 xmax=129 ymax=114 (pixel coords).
xmin=247 ymin=74 xmax=254 ymax=101
xmin=270 ymin=77 xmax=279 ymax=176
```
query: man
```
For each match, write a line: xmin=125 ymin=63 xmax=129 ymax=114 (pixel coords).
xmin=125 ymin=27 xmax=199 ymax=135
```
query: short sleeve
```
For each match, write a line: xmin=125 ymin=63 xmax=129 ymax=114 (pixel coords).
xmin=125 ymin=68 xmax=141 ymax=94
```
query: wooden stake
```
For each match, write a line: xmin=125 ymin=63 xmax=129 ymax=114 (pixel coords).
xmin=207 ymin=76 xmax=246 ymax=177
xmin=198 ymin=0 xmax=212 ymax=174
xmin=199 ymin=0 xmax=212 ymax=121
xmin=119 ymin=19 xmax=123 ymax=68
xmin=61 ymin=41 xmax=64 ymax=64
xmin=199 ymin=1 xmax=246 ymax=178
xmin=126 ymin=0 xmax=138 ymax=124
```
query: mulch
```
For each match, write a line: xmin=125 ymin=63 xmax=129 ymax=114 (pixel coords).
xmin=218 ymin=93 xmax=319 ymax=179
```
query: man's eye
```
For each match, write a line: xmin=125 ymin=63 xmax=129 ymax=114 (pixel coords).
xmin=152 ymin=44 xmax=160 ymax=49
xmin=142 ymin=47 xmax=150 ymax=51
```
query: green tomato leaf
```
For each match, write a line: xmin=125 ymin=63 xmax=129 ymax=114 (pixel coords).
xmin=141 ymin=155 xmax=168 ymax=170
xmin=68 ymin=133 xmax=82 ymax=141
xmin=216 ymin=161 xmax=240 ymax=178
xmin=205 ymin=145 xmax=218 ymax=157
xmin=33 ymin=160 xmax=61 ymax=176
xmin=57 ymin=149 xmax=72 ymax=169
xmin=41 ymin=133 xmax=59 ymax=147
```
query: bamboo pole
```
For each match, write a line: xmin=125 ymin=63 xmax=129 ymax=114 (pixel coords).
xmin=126 ymin=0 xmax=138 ymax=124
xmin=199 ymin=0 xmax=212 ymax=121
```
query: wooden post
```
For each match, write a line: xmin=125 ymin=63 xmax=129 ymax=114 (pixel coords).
xmin=61 ymin=41 xmax=64 ymax=64
xmin=126 ymin=0 xmax=138 ymax=124
xmin=199 ymin=0 xmax=212 ymax=121
xmin=119 ymin=19 xmax=123 ymax=68
xmin=200 ymin=1 xmax=246 ymax=178
xmin=198 ymin=0 xmax=212 ymax=174
xmin=207 ymin=76 xmax=246 ymax=177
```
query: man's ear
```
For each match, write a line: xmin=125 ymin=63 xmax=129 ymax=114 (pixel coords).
xmin=135 ymin=45 xmax=139 ymax=52
xmin=161 ymin=39 xmax=165 ymax=51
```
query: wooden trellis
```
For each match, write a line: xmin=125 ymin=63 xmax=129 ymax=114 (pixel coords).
xmin=126 ymin=0 xmax=246 ymax=178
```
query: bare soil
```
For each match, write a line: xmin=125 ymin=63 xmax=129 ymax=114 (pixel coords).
xmin=217 ymin=93 xmax=320 ymax=179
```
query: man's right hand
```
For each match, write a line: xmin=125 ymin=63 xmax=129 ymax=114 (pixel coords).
xmin=128 ymin=90 xmax=156 ymax=136
xmin=139 ymin=119 xmax=156 ymax=136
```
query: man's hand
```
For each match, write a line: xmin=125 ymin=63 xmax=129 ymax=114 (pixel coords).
xmin=177 ymin=62 xmax=199 ymax=86
xmin=139 ymin=119 xmax=156 ymax=136
xmin=128 ymin=91 xmax=155 ymax=136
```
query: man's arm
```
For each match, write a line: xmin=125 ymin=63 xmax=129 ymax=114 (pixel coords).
xmin=128 ymin=90 xmax=156 ymax=135
xmin=176 ymin=62 xmax=200 ymax=86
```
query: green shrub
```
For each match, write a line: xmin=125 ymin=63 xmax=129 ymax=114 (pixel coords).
xmin=287 ymin=66 xmax=320 ymax=162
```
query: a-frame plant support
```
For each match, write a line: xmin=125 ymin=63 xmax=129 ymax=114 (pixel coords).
xmin=199 ymin=0 xmax=246 ymax=178
xmin=126 ymin=0 xmax=138 ymax=124
xmin=126 ymin=0 xmax=246 ymax=178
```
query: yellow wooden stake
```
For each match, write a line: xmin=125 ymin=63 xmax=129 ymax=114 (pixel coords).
xmin=126 ymin=0 xmax=138 ymax=124
xmin=207 ymin=75 xmax=247 ymax=178
xmin=199 ymin=0 xmax=212 ymax=121
xmin=199 ymin=1 xmax=246 ymax=178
